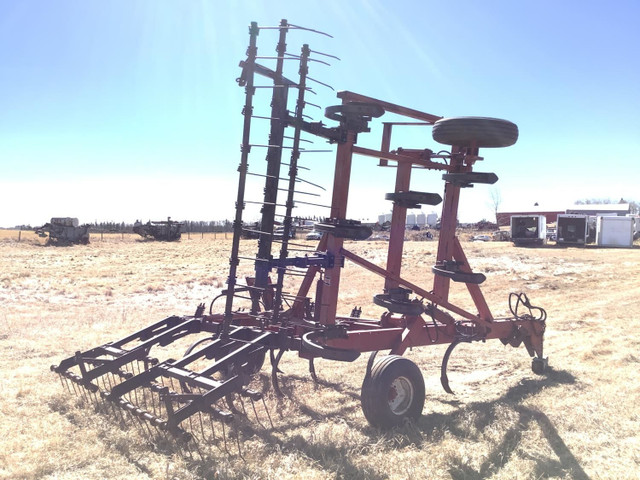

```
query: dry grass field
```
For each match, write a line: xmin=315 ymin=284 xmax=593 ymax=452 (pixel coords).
xmin=1 ymin=231 xmax=639 ymax=480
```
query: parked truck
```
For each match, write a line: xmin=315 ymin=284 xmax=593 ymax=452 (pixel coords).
xmin=510 ymin=215 xmax=546 ymax=247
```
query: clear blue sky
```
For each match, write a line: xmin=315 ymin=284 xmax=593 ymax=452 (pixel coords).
xmin=2 ymin=0 xmax=639 ymax=227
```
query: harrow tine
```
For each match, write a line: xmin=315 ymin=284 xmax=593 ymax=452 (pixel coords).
xmin=57 ymin=373 xmax=69 ymax=393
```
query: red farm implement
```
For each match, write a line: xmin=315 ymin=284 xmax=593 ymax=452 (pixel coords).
xmin=51 ymin=19 xmax=547 ymax=451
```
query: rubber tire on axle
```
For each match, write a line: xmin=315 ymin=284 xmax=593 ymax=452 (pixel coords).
xmin=361 ymin=355 xmax=425 ymax=429
xmin=432 ymin=117 xmax=518 ymax=148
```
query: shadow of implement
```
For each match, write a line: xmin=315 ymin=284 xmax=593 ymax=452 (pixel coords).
xmin=420 ymin=368 xmax=592 ymax=480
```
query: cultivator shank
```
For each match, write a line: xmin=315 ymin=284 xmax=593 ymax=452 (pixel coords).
xmin=52 ymin=18 xmax=548 ymax=450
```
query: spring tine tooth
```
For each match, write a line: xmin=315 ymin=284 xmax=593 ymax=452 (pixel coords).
xmin=57 ymin=373 xmax=67 ymax=392
xmin=90 ymin=390 xmax=100 ymax=409
xmin=249 ymin=398 xmax=264 ymax=428
xmin=182 ymin=437 xmax=193 ymax=460
xmin=82 ymin=384 xmax=91 ymax=403
xmin=147 ymin=387 xmax=157 ymax=415
xmin=62 ymin=374 xmax=72 ymax=393
xmin=69 ymin=379 xmax=77 ymax=396
xmin=132 ymin=411 xmax=146 ymax=434
xmin=209 ymin=414 xmax=219 ymax=448
xmin=132 ymin=384 xmax=140 ymax=406
xmin=112 ymin=401 xmax=125 ymax=425
xmin=139 ymin=386 xmax=149 ymax=412
xmin=105 ymin=373 xmax=114 ymax=392
xmin=74 ymin=382 xmax=83 ymax=402
xmin=234 ymin=428 xmax=244 ymax=460
xmin=198 ymin=412 xmax=207 ymax=444
xmin=262 ymin=397 xmax=274 ymax=429
xmin=239 ymin=396 xmax=247 ymax=416
xmin=192 ymin=437 xmax=205 ymax=462
xmin=173 ymin=435 xmax=185 ymax=458
xmin=141 ymin=414 xmax=155 ymax=440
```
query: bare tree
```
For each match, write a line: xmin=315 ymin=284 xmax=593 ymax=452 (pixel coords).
xmin=487 ymin=187 xmax=502 ymax=225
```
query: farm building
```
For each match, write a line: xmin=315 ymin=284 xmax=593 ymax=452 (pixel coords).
xmin=565 ymin=203 xmax=632 ymax=216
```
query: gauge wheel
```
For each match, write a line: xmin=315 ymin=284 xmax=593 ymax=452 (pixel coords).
xmin=432 ymin=117 xmax=518 ymax=148
xmin=361 ymin=355 xmax=425 ymax=429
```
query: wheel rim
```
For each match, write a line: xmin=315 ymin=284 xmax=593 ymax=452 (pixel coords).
xmin=387 ymin=376 xmax=414 ymax=415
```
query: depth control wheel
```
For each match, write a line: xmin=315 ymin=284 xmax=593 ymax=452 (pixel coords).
xmin=432 ymin=117 xmax=518 ymax=148
xmin=361 ymin=355 xmax=425 ymax=429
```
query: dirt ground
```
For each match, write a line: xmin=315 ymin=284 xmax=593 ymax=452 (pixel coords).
xmin=1 ymin=232 xmax=639 ymax=479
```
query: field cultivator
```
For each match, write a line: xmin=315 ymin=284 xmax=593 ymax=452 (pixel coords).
xmin=51 ymin=20 xmax=548 ymax=453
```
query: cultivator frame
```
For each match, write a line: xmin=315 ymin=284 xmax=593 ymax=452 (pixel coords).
xmin=52 ymin=19 xmax=547 ymax=450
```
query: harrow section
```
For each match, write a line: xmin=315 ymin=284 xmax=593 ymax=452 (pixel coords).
xmin=51 ymin=19 xmax=548 ymax=450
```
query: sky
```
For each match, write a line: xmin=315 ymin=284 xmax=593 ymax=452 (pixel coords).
xmin=1 ymin=0 xmax=639 ymax=227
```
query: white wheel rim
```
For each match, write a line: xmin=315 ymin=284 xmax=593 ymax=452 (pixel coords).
xmin=388 ymin=376 xmax=414 ymax=415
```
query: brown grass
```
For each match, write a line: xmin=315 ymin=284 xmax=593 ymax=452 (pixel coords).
xmin=1 ymin=233 xmax=639 ymax=479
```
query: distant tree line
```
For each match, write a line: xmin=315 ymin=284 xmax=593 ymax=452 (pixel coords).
xmin=86 ymin=216 xmax=321 ymax=233
xmin=87 ymin=220 xmax=235 ymax=233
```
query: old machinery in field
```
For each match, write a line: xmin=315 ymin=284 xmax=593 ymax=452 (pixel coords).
xmin=51 ymin=20 xmax=547 ymax=451
xmin=35 ymin=217 xmax=90 ymax=245
xmin=133 ymin=217 xmax=183 ymax=241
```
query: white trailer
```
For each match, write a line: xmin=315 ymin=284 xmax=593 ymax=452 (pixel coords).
xmin=510 ymin=215 xmax=547 ymax=246
xmin=556 ymin=214 xmax=588 ymax=246
xmin=596 ymin=216 xmax=634 ymax=247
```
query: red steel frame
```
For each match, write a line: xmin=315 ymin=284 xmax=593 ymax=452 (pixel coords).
xmin=286 ymin=90 xmax=544 ymax=359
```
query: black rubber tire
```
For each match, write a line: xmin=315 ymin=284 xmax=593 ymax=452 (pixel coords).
xmin=432 ymin=117 xmax=518 ymax=148
xmin=531 ymin=357 xmax=547 ymax=375
xmin=361 ymin=355 xmax=425 ymax=429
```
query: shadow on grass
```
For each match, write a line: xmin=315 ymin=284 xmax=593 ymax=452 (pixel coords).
xmin=185 ymin=367 xmax=589 ymax=480
xmin=49 ymin=361 xmax=588 ymax=480
xmin=424 ymin=368 xmax=592 ymax=480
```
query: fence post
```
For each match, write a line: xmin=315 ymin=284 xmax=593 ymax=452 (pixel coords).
xmin=18 ymin=230 xmax=22 ymax=242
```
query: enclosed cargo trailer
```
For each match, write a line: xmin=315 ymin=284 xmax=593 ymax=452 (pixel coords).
xmin=511 ymin=215 xmax=547 ymax=246
xmin=556 ymin=214 xmax=588 ymax=246
xmin=596 ymin=216 xmax=634 ymax=247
